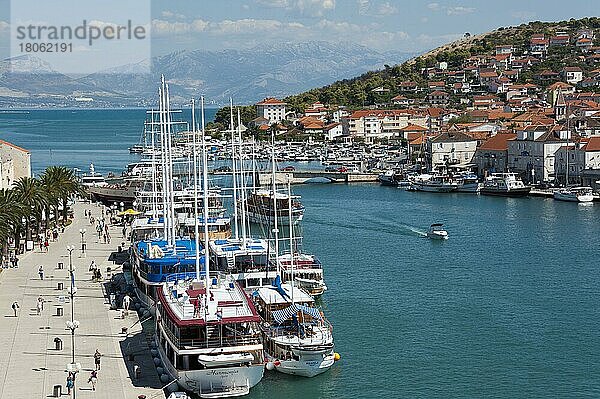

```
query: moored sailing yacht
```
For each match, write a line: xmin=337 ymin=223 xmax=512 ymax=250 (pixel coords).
xmin=553 ymin=186 xmax=594 ymax=203
xmin=156 ymin=95 xmax=265 ymax=397
xmin=240 ymin=189 xmax=305 ymax=226
xmin=410 ymin=174 xmax=457 ymax=192
xmin=254 ymin=278 xmax=335 ymax=377
xmin=156 ymin=274 xmax=265 ymax=397
xmin=480 ymin=173 xmax=531 ymax=197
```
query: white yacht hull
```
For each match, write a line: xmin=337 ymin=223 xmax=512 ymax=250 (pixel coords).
xmin=456 ymin=182 xmax=481 ymax=193
xmin=267 ymin=350 xmax=335 ymax=377
xmin=157 ymin=339 xmax=264 ymax=397
xmin=411 ymin=182 xmax=457 ymax=193
xmin=553 ymin=191 xmax=594 ymax=203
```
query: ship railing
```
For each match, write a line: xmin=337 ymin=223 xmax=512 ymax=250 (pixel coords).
xmin=265 ymin=320 xmax=333 ymax=343
xmin=164 ymin=328 xmax=261 ymax=350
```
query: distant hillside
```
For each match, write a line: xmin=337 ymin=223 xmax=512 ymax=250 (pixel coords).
xmin=0 ymin=41 xmax=413 ymax=108
xmin=284 ymin=17 xmax=600 ymax=111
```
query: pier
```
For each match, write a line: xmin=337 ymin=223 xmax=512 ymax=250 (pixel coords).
xmin=0 ymin=201 xmax=164 ymax=398
xmin=256 ymin=171 xmax=379 ymax=185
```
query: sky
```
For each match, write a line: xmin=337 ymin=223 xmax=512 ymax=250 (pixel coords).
xmin=0 ymin=0 xmax=598 ymax=60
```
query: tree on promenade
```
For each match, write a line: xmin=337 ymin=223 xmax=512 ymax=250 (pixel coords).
xmin=0 ymin=165 xmax=82 ymax=260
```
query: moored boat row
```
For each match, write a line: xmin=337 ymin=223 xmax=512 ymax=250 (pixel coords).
xmin=107 ymin=80 xmax=337 ymax=397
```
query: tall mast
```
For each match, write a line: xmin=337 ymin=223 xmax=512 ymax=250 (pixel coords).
xmin=565 ymin=104 xmax=570 ymax=186
xmin=201 ymin=96 xmax=211 ymax=304
xmin=230 ymin=98 xmax=239 ymax=240
xmin=271 ymin=130 xmax=279 ymax=274
xmin=192 ymin=98 xmax=200 ymax=281
xmin=165 ymin=82 xmax=177 ymax=253
xmin=287 ymin=178 xmax=295 ymax=303
xmin=150 ymin=110 xmax=158 ymax=221
xmin=237 ymin=108 xmax=247 ymax=247
xmin=158 ymin=79 xmax=168 ymax=241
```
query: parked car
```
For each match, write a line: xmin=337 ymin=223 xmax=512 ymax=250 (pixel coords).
xmin=337 ymin=167 xmax=348 ymax=173
xmin=324 ymin=166 xmax=337 ymax=172
xmin=281 ymin=166 xmax=296 ymax=171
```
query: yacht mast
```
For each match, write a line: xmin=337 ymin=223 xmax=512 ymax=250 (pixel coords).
xmin=150 ymin=110 xmax=158 ymax=221
xmin=237 ymin=108 xmax=247 ymax=247
xmin=165 ymin=82 xmax=177 ymax=253
xmin=230 ymin=98 xmax=239 ymax=240
xmin=271 ymin=130 xmax=279 ymax=274
xmin=565 ymin=105 xmax=570 ymax=186
xmin=201 ymin=96 xmax=211 ymax=309
xmin=158 ymin=79 xmax=168 ymax=241
xmin=287 ymin=178 xmax=295 ymax=303
xmin=192 ymin=98 xmax=200 ymax=281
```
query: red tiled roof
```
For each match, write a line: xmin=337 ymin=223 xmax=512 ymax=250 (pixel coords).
xmin=0 ymin=139 xmax=30 ymax=154
xmin=583 ymin=136 xmax=600 ymax=151
xmin=256 ymin=97 xmax=286 ymax=105
xmin=400 ymin=123 xmax=427 ymax=132
xmin=479 ymin=133 xmax=517 ymax=151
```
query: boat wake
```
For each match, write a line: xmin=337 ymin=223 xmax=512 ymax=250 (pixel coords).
xmin=308 ymin=217 xmax=428 ymax=238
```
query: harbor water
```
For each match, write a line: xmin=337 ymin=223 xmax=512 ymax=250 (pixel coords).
xmin=2 ymin=110 xmax=600 ymax=398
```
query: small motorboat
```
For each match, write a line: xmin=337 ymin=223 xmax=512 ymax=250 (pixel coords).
xmin=427 ymin=223 xmax=448 ymax=240
xmin=167 ymin=392 xmax=190 ymax=399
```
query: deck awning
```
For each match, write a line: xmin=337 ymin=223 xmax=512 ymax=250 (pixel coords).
xmin=272 ymin=303 xmax=322 ymax=324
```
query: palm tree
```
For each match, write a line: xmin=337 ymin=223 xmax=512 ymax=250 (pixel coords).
xmin=40 ymin=166 xmax=83 ymax=225
xmin=0 ymin=189 xmax=25 ymax=259
xmin=12 ymin=176 xmax=46 ymax=241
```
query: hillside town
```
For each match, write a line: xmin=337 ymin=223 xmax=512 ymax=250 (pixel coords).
xmin=248 ymin=26 xmax=600 ymax=189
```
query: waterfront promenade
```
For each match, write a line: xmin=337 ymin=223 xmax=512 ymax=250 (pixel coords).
xmin=0 ymin=201 xmax=164 ymax=399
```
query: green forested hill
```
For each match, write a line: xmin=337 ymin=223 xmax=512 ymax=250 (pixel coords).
xmin=283 ymin=17 xmax=600 ymax=112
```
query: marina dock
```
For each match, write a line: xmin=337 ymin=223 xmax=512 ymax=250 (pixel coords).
xmin=0 ymin=201 xmax=164 ymax=399
xmin=257 ymin=171 xmax=379 ymax=185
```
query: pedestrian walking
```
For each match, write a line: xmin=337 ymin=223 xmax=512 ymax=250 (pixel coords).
xmin=94 ymin=349 xmax=102 ymax=370
xmin=38 ymin=265 xmax=44 ymax=280
xmin=36 ymin=300 xmax=42 ymax=315
xmin=39 ymin=240 xmax=43 ymax=252
xmin=123 ymin=294 xmax=131 ymax=312
xmin=106 ymin=231 xmax=111 ymax=244
xmin=88 ymin=370 xmax=98 ymax=391
xmin=11 ymin=301 xmax=19 ymax=317
xmin=122 ymin=225 xmax=127 ymax=239
xmin=37 ymin=295 xmax=45 ymax=311
xmin=44 ymin=239 xmax=49 ymax=252
xmin=66 ymin=372 xmax=74 ymax=394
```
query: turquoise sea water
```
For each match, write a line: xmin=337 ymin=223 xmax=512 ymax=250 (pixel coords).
xmin=2 ymin=110 xmax=600 ymax=398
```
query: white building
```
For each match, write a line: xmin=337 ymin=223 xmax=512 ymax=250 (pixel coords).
xmin=255 ymin=97 xmax=287 ymax=124
xmin=0 ymin=140 xmax=31 ymax=189
xmin=347 ymin=110 xmax=428 ymax=141
xmin=554 ymin=136 xmax=600 ymax=185
xmin=427 ymin=131 xmax=478 ymax=168
xmin=561 ymin=67 xmax=583 ymax=85
xmin=507 ymin=124 xmax=568 ymax=183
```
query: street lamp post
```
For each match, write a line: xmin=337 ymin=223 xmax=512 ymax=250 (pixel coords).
xmin=79 ymin=229 xmax=86 ymax=258
xmin=65 ymin=245 xmax=80 ymax=398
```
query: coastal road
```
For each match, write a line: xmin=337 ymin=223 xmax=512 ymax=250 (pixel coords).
xmin=0 ymin=201 xmax=163 ymax=399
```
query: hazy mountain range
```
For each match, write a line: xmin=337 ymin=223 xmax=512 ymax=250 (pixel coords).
xmin=0 ymin=41 xmax=414 ymax=108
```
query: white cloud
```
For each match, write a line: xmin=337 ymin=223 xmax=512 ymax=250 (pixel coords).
xmin=358 ymin=0 xmax=397 ymax=17
xmin=512 ymin=11 xmax=537 ymax=22
xmin=378 ymin=2 xmax=398 ymax=15
xmin=427 ymin=2 xmax=441 ymax=11
xmin=161 ymin=11 xmax=187 ymax=20
xmin=446 ymin=6 xmax=475 ymax=15
xmin=152 ymin=19 xmax=209 ymax=35
xmin=0 ymin=20 xmax=10 ymax=31
xmin=256 ymin=0 xmax=335 ymax=17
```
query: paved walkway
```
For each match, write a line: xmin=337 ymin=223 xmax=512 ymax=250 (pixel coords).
xmin=0 ymin=201 xmax=164 ymax=399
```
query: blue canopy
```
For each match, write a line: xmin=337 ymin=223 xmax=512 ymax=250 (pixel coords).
xmin=272 ymin=303 xmax=322 ymax=324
